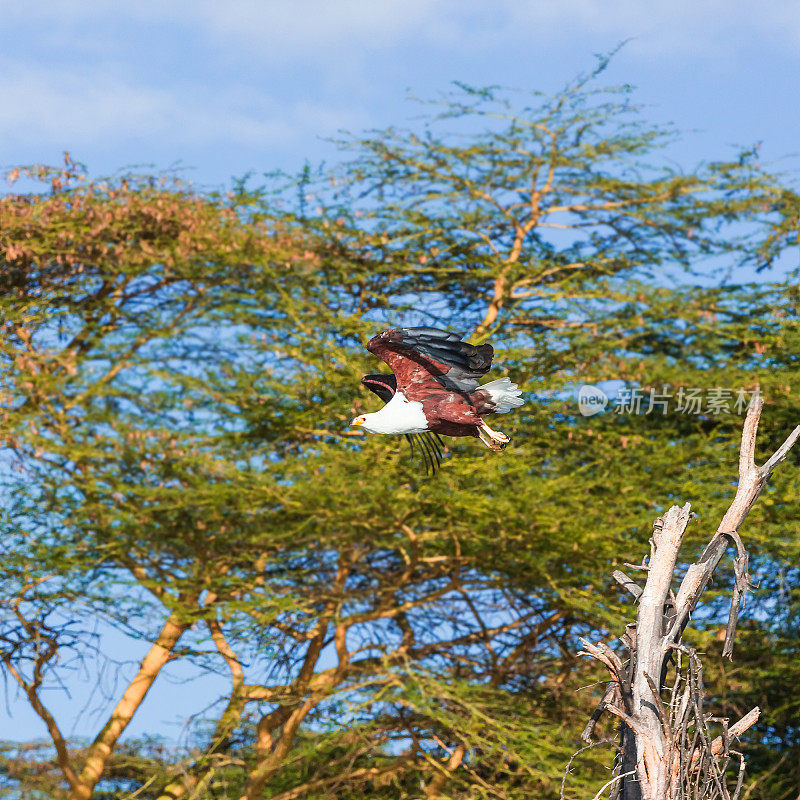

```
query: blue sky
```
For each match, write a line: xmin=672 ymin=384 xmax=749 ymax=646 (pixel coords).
xmin=2 ymin=0 xmax=800 ymax=744
xmin=2 ymin=1 xmax=800 ymax=189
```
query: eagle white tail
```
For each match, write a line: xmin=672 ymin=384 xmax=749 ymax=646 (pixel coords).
xmin=480 ymin=377 xmax=524 ymax=414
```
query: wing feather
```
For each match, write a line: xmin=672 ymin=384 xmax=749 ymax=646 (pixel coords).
xmin=366 ymin=327 xmax=493 ymax=393
xmin=405 ymin=431 xmax=444 ymax=477
xmin=361 ymin=372 xmax=444 ymax=475
xmin=361 ymin=373 xmax=397 ymax=403
xmin=362 ymin=331 xmax=463 ymax=476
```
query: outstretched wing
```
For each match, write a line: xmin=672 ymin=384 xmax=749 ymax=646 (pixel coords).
xmin=366 ymin=327 xmax=494 ymax=393
xmin=361 ymin=373 xmax=397 ymax=404
xmin=360 ymin=372 xmax=445 ymax=476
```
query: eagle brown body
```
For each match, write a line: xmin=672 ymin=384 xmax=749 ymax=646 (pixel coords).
xmin=353 ymin=327 xmax=525 ymax=472
xmin=366 ymin=328 xmax=498 ymax=436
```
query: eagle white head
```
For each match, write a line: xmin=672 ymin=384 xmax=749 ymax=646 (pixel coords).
xmin=351 ymin=392 xmax=429 ymax=435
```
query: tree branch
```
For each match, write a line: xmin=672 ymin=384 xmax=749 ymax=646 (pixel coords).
xmin=71 ymin=611 xmax=190 ymax=800
xmin=577 ymin=397 xmax=799 ymax=799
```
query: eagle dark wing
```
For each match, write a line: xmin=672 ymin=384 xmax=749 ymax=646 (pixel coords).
xmin=361 ymin=373 xmax=397 ymax=403
xmin=360 ymin=372 xmax=445 ymax=476
xmin=366 ymin=327 xmax=494 ymax=393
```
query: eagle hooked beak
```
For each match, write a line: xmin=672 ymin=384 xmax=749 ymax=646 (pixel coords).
xmin=351 ymin=416 xmax=366 ymax=427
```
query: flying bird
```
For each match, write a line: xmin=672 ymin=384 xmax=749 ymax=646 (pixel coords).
xmin=352 ymin=327 xmax=524 ymax=472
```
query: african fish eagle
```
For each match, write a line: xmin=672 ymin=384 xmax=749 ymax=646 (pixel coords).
xmin=351 ymin=327 xmax=524 ymax=470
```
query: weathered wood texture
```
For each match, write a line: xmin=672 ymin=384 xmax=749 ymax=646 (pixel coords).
xmin=578 ymin=396 xmax=799 ymax=800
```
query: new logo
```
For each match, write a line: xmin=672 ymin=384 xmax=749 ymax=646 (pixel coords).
xmin=578 ymin=385 xmax=608 ymax=417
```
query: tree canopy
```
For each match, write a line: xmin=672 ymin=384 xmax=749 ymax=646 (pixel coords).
xmin=2 ymin=67 xmax=800 ymax=800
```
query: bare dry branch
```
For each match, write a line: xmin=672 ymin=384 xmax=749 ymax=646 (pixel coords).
xmin=575 ymin=400 xmax=799 ymax=800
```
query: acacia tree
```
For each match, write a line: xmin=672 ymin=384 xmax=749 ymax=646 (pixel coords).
xmin=0 ymin=160 xmax=306 ymax=800
xmin=1 ymin=63 xmax=800 ymax=800
xmin=0 ymin=161 xmax=580 ymax=800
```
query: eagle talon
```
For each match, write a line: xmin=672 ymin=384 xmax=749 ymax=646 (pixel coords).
xmin=477 ymin=427 xmax=508 ymax=451
xmin=478 ymin=420 xmax=510 ymax=448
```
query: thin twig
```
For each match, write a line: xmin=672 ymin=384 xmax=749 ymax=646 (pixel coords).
xmin=589 ymin=770 xmax=637 ymax=800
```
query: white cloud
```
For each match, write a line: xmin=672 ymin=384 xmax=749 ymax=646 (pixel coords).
xmin=194 ymin=0 xmax=443 ymax=53
xmin=0 ymin=63 xmax=366 ymax=150
xmin=184 ymin=0 xmax=800 ymax=62
xmin=0 ymin=0 xmax=446 ymax=64
xmin=1 ymin=0 xmax=798 ymax=176
xmin=4 ymin=0 xmax=798 ymax=64
xmin=499 ymin=0 xmax=800 ymax=56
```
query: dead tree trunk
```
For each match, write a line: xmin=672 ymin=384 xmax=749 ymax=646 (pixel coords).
xmin=577 ymin=396 xmax=799 ymax=800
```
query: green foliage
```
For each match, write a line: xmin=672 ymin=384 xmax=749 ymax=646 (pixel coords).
xmin=1 ymin=67 xmax=800 ymax=800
